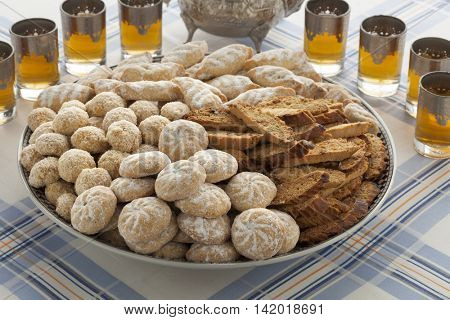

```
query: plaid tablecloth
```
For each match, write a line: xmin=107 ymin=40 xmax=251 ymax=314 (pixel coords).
xmin=0 ymin=0 xmax=448 ymax=300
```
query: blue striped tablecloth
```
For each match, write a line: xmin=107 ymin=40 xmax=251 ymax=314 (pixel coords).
xmin=0 ymin=0 xmax=448 ymax=300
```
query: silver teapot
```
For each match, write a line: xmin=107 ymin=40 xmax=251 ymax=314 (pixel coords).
xmin=177 ymin=0 xmax=305 ymax=52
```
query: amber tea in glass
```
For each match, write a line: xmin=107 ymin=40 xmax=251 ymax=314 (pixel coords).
xmin=119 ymin=0 xmax=162 ymax=58
xmin=304 ymin=0 xmax=350 ymax=76
xmin=406 ymin=37 xmax=449 ymax=118
xmin=414 ymin=71 xmax=450 ymax=159
xmin=0 ymin=41 xmax=16 ymax=125
xmin=358 ymin=15 xmax=406 ymax=97
xmin=61 ymin=0 xmax=107 ymax=76
xmin=10 ymin=18 xmax=59 ymax=101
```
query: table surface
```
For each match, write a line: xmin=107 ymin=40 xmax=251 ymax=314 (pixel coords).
xmin=0 ymin=0 xmax=448 ymax=300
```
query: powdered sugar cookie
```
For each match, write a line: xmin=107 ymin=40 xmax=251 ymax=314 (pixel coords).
xmin=60 ymin=100 xmax=86 ymax=111
xmin=71 ymin=126 xmax=109 ymax=154
xmin=226 ymin=86 xmax=296 ymax=106
xmin=106 ymin=120 xmax=141 ymax=153
xmin=129 ymin=100 xmax=159 ymax=124
xmin=29 ymin=157 xmax=60 ymax=188
xmin=161 ymin=41 xmax=208 ymax=68
xmin=270 ymin=209 xmax=300 ymax=254
xmin=118 ymin=197 xmax=172 ymax=244
xmin=207 ymin=74 xmax=260 ymax=100
xmin=186 ymin=242 xmax=240 ymax=263
xmin=102 ymin=107 xmax=137 ymax=131
xmin=119 ymin=151 xmax=171 ymax=178
xmin=85 ymin=92 xmax=126 ymax=117
xmin=155 ymin=160 xmax=206 ymax=201
xmin=132 ymin=144 xmax=159 ymax=154
xmin=77 ymin=65 xmax=113 ymax=88
xmin=45 ymin=180 xmax=75 ymax=206
xmin=35 ymin=133 xmax=70 ymax=157
xmin=114 ymin=81 xmax=182 ymax=102
xmin=58 ymin=149 xmax=96 ymax=183
xmin=92 ymin=79 xmax=123 ymax=94
xmin=27 ymin=107 xmax=56 ymax=131
xmin=158 ymin=120 xmax=208 ymax=161
xmin=110 ymin=177 xmax=155 ymax=202
xmin=88 ymin=116 xmax=104 ymax=129
xmin=115 ymin=62 xmax=185 ymax=82
xmin=243 ymin=48 xmax=304 ymax=71
xmin=173 ymin=230 xmax=194 ymax=243
xmin=231 ymin=208 xmax=285 ymax=260
xmin=52 ymin=107 xmax=89 ymax=136
xmin=75 ymin=167 xmax=111 ymax=195
xmin=189 ymin=149 xmax=238 ymax=183
xmin=71 ymin=186 xmax=117 ymax=235
xmin=225 ymin=172 xmax=277 ymax=211
xmin=98 ymin=150 xmax=129 ymax=179
xmin=139 ymin=115 xmax=170 ymax=146
xmin=177 ymin=213 xmax=231 ymax=245
xmin=20 ymin=144 xmax=44 ymax=171
xmin=175 ymin=183 xmax=231 ymax=218
xmin=171 ymin=77 xmax=226 ymax=110
xmin=56 ymin=193 xmax=77 ymax=221
xmin=34 ymin=83 xmax=94 ymax=112
xmin=153 ymin=242 xmax=189 ymax=260
xmin=160 ymin=102 xmax=190 ymax=120
xmin=29 ymin=121 xmax=54 ymax=144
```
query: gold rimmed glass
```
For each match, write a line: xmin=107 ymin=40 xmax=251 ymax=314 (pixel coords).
xmin=0 ymin=41 xmax=16 ymax=125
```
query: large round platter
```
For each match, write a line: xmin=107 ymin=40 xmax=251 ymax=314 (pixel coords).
xmin=18 ymin=77 xmax=396 ymax=269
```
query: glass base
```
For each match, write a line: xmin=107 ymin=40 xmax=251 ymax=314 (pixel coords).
xmin=405 ymin=100 xmax=417 ymax=118
xmin=65 ymin=60 xmax=104 ymax=77
xmin=357 ymin=76 xmax=399 ymax=97
xmin=309 ymin=61 xmax=343 ymax=77
xmin=18 ymin=87 xmax=44 ymax=101
xmin=0 ymin=106 xmax=16 ymax=125
xmin=414 ymin=138 xmax=450 ymax=159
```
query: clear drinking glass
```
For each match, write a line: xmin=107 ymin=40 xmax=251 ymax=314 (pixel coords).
xmin=414 ymin=71 xmax=450 ymax=159
xmin=0 ymin=41 xmax=16 ymax=125
xmin=10 ymin=18 xmax=59 ymax=101
xmin=358 ymin=15 xmax=406 ymax=97
xmin=304 ymin=0 xmax=350 ymax=77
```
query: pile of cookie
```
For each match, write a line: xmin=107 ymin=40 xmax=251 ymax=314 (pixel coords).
xmin=20 ymin=41 xmax=389 ymax=263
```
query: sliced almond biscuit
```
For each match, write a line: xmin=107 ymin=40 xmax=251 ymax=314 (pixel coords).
xmin=208 ymin=131 xmax=263 ymax=150
xmin=184 ymin=107 xmax=247 ymax=132
xmin=325 ymin=122 xmax=372 ymax=139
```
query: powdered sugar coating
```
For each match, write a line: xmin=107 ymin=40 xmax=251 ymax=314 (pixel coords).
xmin=20 ymin=144 xmax=44 ymax=171
xmin=175 ymin=183 xmax=231 ymax=218
xmin=106 ymin=120 xmax=142 ymax=153
xmin=161 ymin=41 xmax=208 ymax=68
xmin=186 ymin=242 xmax=240 ymax=263
xmin=207 ymin=75 xmax=260 ymax=100
xmin=29 ymin=121 xmax=54 ymax=144
xmin=56 ymin=193 xmax=77 ymax=221
xmin=129 ymin=100 xmax=159 ymax=124
xmin=52 ymin=107 xmax=89 ymax=135
xmin=270 ymin=209 xmax=300 ymax=254
xmin=98 ymin=150 xmax=129 ymax=179
xmin=225 ymin=172 xmax=277 ymax=211
xmin=158 ymin=120 xmax=209 ymax=161
xmin=75 ymin=167 xmax=111 ymax=195
xmin=85 ymin=92 xmax=126 ymax=117
xmin=153 ymin=242 xmax=189 ymax=260
xmin=60 ymin=100 xmax=86 ymax=111
xmin=34 ymin=83 xmax=94 ymax=112
xmin=27 ymin=108 xmax=56 ymax=131
xmin=177 ymin=213 xmax=231 ymax=245
xmin=226 ymin=86 xmax=296 ymax=106
xmin=189 ymin=149 xmax=238 ymax=183
xmin=231 ymin=208 xmax=285 ymax=260
xmin=155 ymin=160 xmax=206 ymax=201
xmin=71 ymin=126 xmax=109 ymax=154
xmin=45 ymin=180 xmax=75 ymax=205
xmin=160 ymin=102 xmax=190 ymax=120
xmin=139 ymin=115 xmax=170 ymax=146
xmin=71 ymin=186 xmax=117 ymax=235
xmin=58 ymin=149 xmax=96 ymax=183
xmin=119 ymin=151 xmax=171 ymax=178
xmin=110 ymin=177 xmax=155 ymax=202
xmin=102 ymin=107 xmax=137 ymax=131
xmin=35 ymin=133 xmax=70 ymax=156
xmin=29 ymin=157 xmax=60 ymax=188
xmin=118 ymin=197 xmax=172 ymax=243
xmin=172 ymin=77 xmax=225 ymax=110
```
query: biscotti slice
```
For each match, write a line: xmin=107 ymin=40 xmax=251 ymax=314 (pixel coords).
xmin=270 ymin=166 xmax=345 ymax=189
xmin=314 ymin=109 xmax=346 ymax=125
xmin=298 ymin=221 xmax=344 ymax=246
xmin=272 ymin=171 xmax=329 ymax=205
xmin=184 ymin=108 xmax=247 ymax=132
xmin=361 ymin=133 xmax=388 ymax=180
xmin=228 ymin=103 xmax=296 ymax=146
xmin=248 ymin=140 xmax=314 ymax=168
xmin=293 ymin=123 xmax=325 ymax=141
xmin=343 ymin=157 xmax=369 ymax=183
xmin=339 ymin=148 xmax=366 ymax=171
xmin=282 ymin=138 xmax=360 ymax=166
xmin=258 ymin=108 xmax=316 ymax=127
xmin=325 ymin=122 xmax=372 ymax=139
xmin=332 ymin=176 xmax=363 ymax=200
xmin=256 ymin=96 xmax=330 ymax=115
xmin=208 ymin=131 xmax=263 ymax=150
xmin=340 ymin=199 xmax=369 ymax=229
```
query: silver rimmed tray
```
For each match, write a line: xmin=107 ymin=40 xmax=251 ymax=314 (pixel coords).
xmin=18 ymin=78 xmax=396 ymax=269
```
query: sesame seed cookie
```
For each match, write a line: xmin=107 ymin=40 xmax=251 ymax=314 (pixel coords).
xmin=52 ymin=107 xmax=89 ymax=136
xmin=60 ymin=100 xmax=86 ymax=111
xmin=29 ymin=157 xmax=60 ymax=188
xmin=119 ymin=151 xmax=171 ymax=178
xmin=98 ymin=150 xmax=129 ymax=179
xmin=106 ymin=120 xmax=142 ymax=153
xmin=56 ymin=193 xmax=77 ymax=221
xmin=75 ymin=167 xmax=112 ymax=195
xmin=129 ymin=100 xmax=159 ymax=124
xmin=27 ymin=107 xmax=56 ymax=131
xmin=20 ymin=144 xmax=44 ymax=171
xmin=35 ymin=133 xmax=70 ymax=157
xmin=132 ymin=144 xmax=159 ymax=154
xmin=71 ymin=126 xmax=109 ymax=154
xmin=85 ymin=92 xmax=126 ymax=117
xmin=45 ymin=180 xmax=75 ymax=206
xmin=139 ymin=115 xmax=170 ymax=146
xmin=58 ymin=149 xmax=96 ymax=183
xmin=29 ymin=121 xmax=54 ymax=144
xmin=102 ymin=107 xmax=137 ymax=131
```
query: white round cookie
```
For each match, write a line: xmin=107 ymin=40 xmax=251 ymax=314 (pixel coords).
xmin=189 ymin=149 xmax=238 ymax=183
xmin=58 ymin=149 xmax=96 ymax=183
xmin=129 ymin=100 xmax=159 ymax=124
xmin=85 ymin=92 xmax=126 ymax=117
xmin=158 ymin=119 xmax=208 ymax=161
xmin=27 ymin=107 xmax=56 ymax=131
xmin=102 ymin=107 xmax=137 ymax=130
xmin=175 ymin=183 xmax=231 ymax=218
xmin=231 ymin=208 xmax=286 ymax=260
xmin=155 ymin=160 xmax=206 ymax=201
xmin=35 ymin=133 xmax=70 ymax=157
xmin=270 ymin=209 xmax=300 ymax=254
xmin=110 ymin=177 xmax=155 ymax=202
xmin=56 ymin=193 xmax=77 ymax=221
xmin=139 ymin=115 xmax=170 ymax=146
xmin=29 ymin=121 xmax=54 ymax=144
xmin=98 ymin=150 xmax=129 ymax=179
xmin=186 ymin=242 xmax=240 ymax=263
xmin=177 ymin=213 xmax=231 ymax=245
xmin=125 ymin=213 xmax=178 ymax=255
xmin=119 ymin=151 xmax=171 ymax=178
xmin=153 ymin=242 xmax=189 ymax=260
xmin=106 ymin=120 xmax=142 ymax=153
xmin=118 ymin=197 xmax=172 ymax=244
xmin=160 ymin=102 xmax=190 ymax=121
xmin=28 ymin=157 xmax=60 ymax=188
xmin=20 ymin=144 xmax=44 ymax=171
xmin=225 ymin=172 xmax=277 ymax=211
xmin=71 ymin=186 xmax=117 ymax=235
xmin=52 ymin=107 xmax=89 ymax=135
xmin=75 ymin=167 xmax=112 ymax=195
xmin=71 ymin=126 xmax=109 ymax=154
xmin=45 ymin=180 xmax=75 ymax=205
